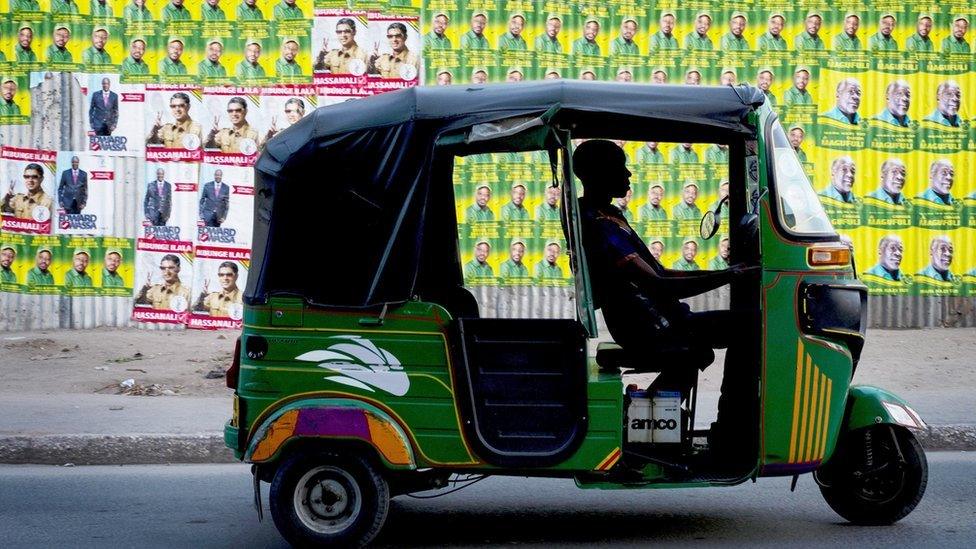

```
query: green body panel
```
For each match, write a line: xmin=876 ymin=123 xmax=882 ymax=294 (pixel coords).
xmin=844 ymin=385 xmax=920 ymax=432
xmin=759 ymin=272 xmax=853 ymax=469
xmin=755 ymin=106 xmax=862 ymax=473
xmin=237 ymin=301 xmax=476 ymax=467
xmin=242 ymin=398 xmax=416 ymax=470
xmin=233 ymin=301 xmax=624 ymax=472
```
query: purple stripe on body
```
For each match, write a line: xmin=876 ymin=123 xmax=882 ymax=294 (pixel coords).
xmin=295 ymin=408 xmax=370 ymax=439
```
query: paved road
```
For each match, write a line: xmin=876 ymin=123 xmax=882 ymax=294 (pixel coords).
xmin=2 ymin=453 xmax=973 ymax=548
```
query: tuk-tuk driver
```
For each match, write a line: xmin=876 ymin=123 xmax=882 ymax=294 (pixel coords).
xmin=575 ymin=140 xmax=753 ymax=395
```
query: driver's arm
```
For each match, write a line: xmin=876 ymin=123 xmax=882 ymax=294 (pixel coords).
xmin=621 ymin=253 xmax=740 ymax=300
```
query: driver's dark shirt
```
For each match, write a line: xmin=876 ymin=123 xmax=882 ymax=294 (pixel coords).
xmin=579 ymin=196 xmax=681 ymax=324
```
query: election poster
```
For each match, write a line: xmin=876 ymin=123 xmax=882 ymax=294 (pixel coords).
xmin=188 ymin=248 xmax=247 ymax=329
xmin=196 ymin=162 xmax=254 ymax=250
xmin=61 ymin=234 xmax=100 ymax=296
xmin=81 ymin=20 xmax=124 ymax=73
xmin=366 ymin=11 xmax=421 ymax=91
xmin=84 ymin=73 xmax=145 ymax=153
xmin=313 ymin=9 xmax=371 ymax=98
xmin=0 ymin=147 xmax=57 ymax=235
xmin=139 ymin=160 xmax=199 ymax=244
xmin=144 ymin=84 xmax=205 ymax=162
xmin=97 ymin=236 xmax=135 ymax=296
xmin=0 ymin=72 xmax=30 ymax=126
xmin=54 ymin=151 xmax=114 ymax=236
xmin=131 ymin=239 xmax=194 ymax=324
xmin=258 ymin=84 xmax=316 ymax=142
xmin=202 ymin=87 xmax=266 ymax=163
xmin=0 ymin=233 xmax=30 ymax=293
xmin=24 ymin=234 xmax=62 ymax=294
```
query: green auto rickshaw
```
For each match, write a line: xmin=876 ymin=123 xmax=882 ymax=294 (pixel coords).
xmin=225 ymin=82 xmax=927 ymax=546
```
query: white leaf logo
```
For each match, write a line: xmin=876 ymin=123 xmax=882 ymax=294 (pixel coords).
xmin=296 ymin=335 xmax=409 ymax=396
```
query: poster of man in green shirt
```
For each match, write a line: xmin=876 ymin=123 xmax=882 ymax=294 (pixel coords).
xmin=915 ymin=159 xmax=955 ymax=206
xmin=273 ymin=0 xmax=304 ymax=21
xmin=199 ymin=39 xmax=228 ymax=79
xmin=916 ymin=236 xmax=956 ymax=283
xmin=906 ymin=14 xmax=934 ymax=52
xmin=572 ymin=18 xmax=601 ymax=56
xmin=611 ymin=17 xmax=640 ymax=56
xmin=500 ymin=183 xmax=530 ymax=221
xmin=757 ymin=13 xmax=788 ymax=52
xmin=788 ymin=125 xmax=808 ymax=163
xmin=534 ymin=241 xmax=565 ymax=283
xmin=461 ymin=11 xmax=490 ymax=50
xmin=14 ymin=25 xmax=40 ymax=65
xmin=202 ymin=0 xmax=226 ymax=21
xmin=784 ymin=67 xmax=813 ymax=106
xmin=0 ymin=244 xmax=18 ymax=286
xmin=161 ymin=0 xmax=193 ymax=23
xmin=46 ymin=25 xmax=79 ymax=68
xmin=535 ymin=185 xmax=560 ymax=222
xmin=275 ymin=38 xmax=303 ymax=79
xmin=821 ymin=78 xmax=862 ymax=125
xmin=868 ymin=13 xmax=899 ymax=52
xmin=499 ymin=239 xmax=530 ymax=281
xmin=672 ymin=181 xmax=702 ymax=220
xmin=236 ymin=0 xmax=265 ymax=21
xmin=237 ymin=39 xmax=268 ymax=82
xmin=535 ymin=15 xmax=563 ymax=53
xmin=708 ymin=236 xmax=730 ymax=270
xmin=424 ymin=11 xmax=452 ymax=51
xmin=26 ymin=246 xmax=56 ymax=288
xmin=720 ymin=12 xmax=750 ymax=52
xmin=794 ymin=12 xmax=824 ymax=51
xmin=64 ymin=249 xmax=95 ymax=289
xmin=159 ymin=37 xmax=190 ymax=78
xmin=942 ymin=16 xmax=970 ymax=53
xmin=463 ymin=240 xmax=494 ymax=280
xmin=672 ymin=239 xmax=701 ymax=270
xmin=833 ymin=13 xmax=862 ymax=52
xmin=465 ymin=184 xmax=495 ymax=222
xmin=648 ymin=11 xmax=678 ymax=52
xmin=101 ymin=248 xmax=127 ymax=289
xmin=497 ymin=13 xmax=527 ymax=51
xmin=684 ymin=12 xmax=713 ymax=51
xmin=863 ymin=235 xmax=906 ymax=282
xmin=0 ymin=78 xmax=27 ymax=122
xmin=82 ymin=26 xmax=117 ymax=68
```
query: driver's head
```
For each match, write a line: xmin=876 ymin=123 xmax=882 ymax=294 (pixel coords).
xmin=573 ymin=140 xmax=631 ymax=196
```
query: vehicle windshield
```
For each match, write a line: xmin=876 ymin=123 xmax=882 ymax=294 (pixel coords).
xmin=769 ymin=120 xmax=835 ymax=236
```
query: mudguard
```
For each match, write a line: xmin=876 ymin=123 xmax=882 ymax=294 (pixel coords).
xmin=843 ymin=385 xmax=927 ymax=433
xmin=244 ymin=398 xmax=417 ymax=469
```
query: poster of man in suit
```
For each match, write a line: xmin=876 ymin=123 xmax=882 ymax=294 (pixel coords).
xmin=55 ymin=152 xmax=114 ymax=235
xmin=85 ymin=74 xmax=144 ymax=153
xmin=140 ymin=161 xmax=198 ymax=243
xmin=196 ymin=163 xmax=254 ymax=250
xmin=89 ymin=77 xmax=119 ymax=136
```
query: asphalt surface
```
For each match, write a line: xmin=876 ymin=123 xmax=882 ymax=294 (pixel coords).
xmin=1 ymin=452 xmax=974 ymax=548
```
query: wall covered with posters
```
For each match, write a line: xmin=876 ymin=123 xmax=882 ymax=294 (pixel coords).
xmin=0 ymin=0 xmax=975 ymax=331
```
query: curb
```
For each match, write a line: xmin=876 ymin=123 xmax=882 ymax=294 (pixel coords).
xmin=1 ymin=425 xmax=972 ymax=465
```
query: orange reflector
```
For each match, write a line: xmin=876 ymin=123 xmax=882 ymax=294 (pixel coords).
xmin=807 ymin=246 xmax=851 ymax=267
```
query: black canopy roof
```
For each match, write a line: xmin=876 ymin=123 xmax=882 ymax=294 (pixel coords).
xmin=248 ymin=82 xmax=766 ymax=308
xmin=258 ymin=81 xmax=765 ymax=177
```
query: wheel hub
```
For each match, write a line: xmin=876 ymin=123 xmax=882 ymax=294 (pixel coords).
xmin=293 ymin=465 xmax=363 ymax=535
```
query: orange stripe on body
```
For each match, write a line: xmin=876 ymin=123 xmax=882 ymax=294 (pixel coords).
xmin=789 ymin=341 xmax=805 ymax=463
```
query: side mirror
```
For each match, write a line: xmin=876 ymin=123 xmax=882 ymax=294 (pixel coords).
xmin=700 ymin=195 xmax=728 ymax=240
xmin=700 ymin=211 xmax=718 ymax=240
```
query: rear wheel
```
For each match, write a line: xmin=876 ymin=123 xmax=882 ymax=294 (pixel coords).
xmin=816 ymin=425 xmax=927 ymax=525
xmin=269 ymin=452 xmax=389 ymax=547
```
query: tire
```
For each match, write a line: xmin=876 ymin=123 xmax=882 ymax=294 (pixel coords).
xmin=269 ymin=452 xmax=390 ymax=548
xmin=818 ymin=426 xmax=927 ymax=525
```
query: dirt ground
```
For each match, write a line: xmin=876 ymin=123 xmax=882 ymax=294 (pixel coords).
xmin=1 ymin=327 xmax=973 ymax=398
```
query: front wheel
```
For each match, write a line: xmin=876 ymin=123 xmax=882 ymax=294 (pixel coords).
xmin=270 ymin=452 xmax=390 ymax=547
xmin=816 ymin=425 xmax=927 ymax=525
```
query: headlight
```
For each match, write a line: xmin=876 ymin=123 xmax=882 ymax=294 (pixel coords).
xmin=882 ymin=401 xmax=926 ymax=430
